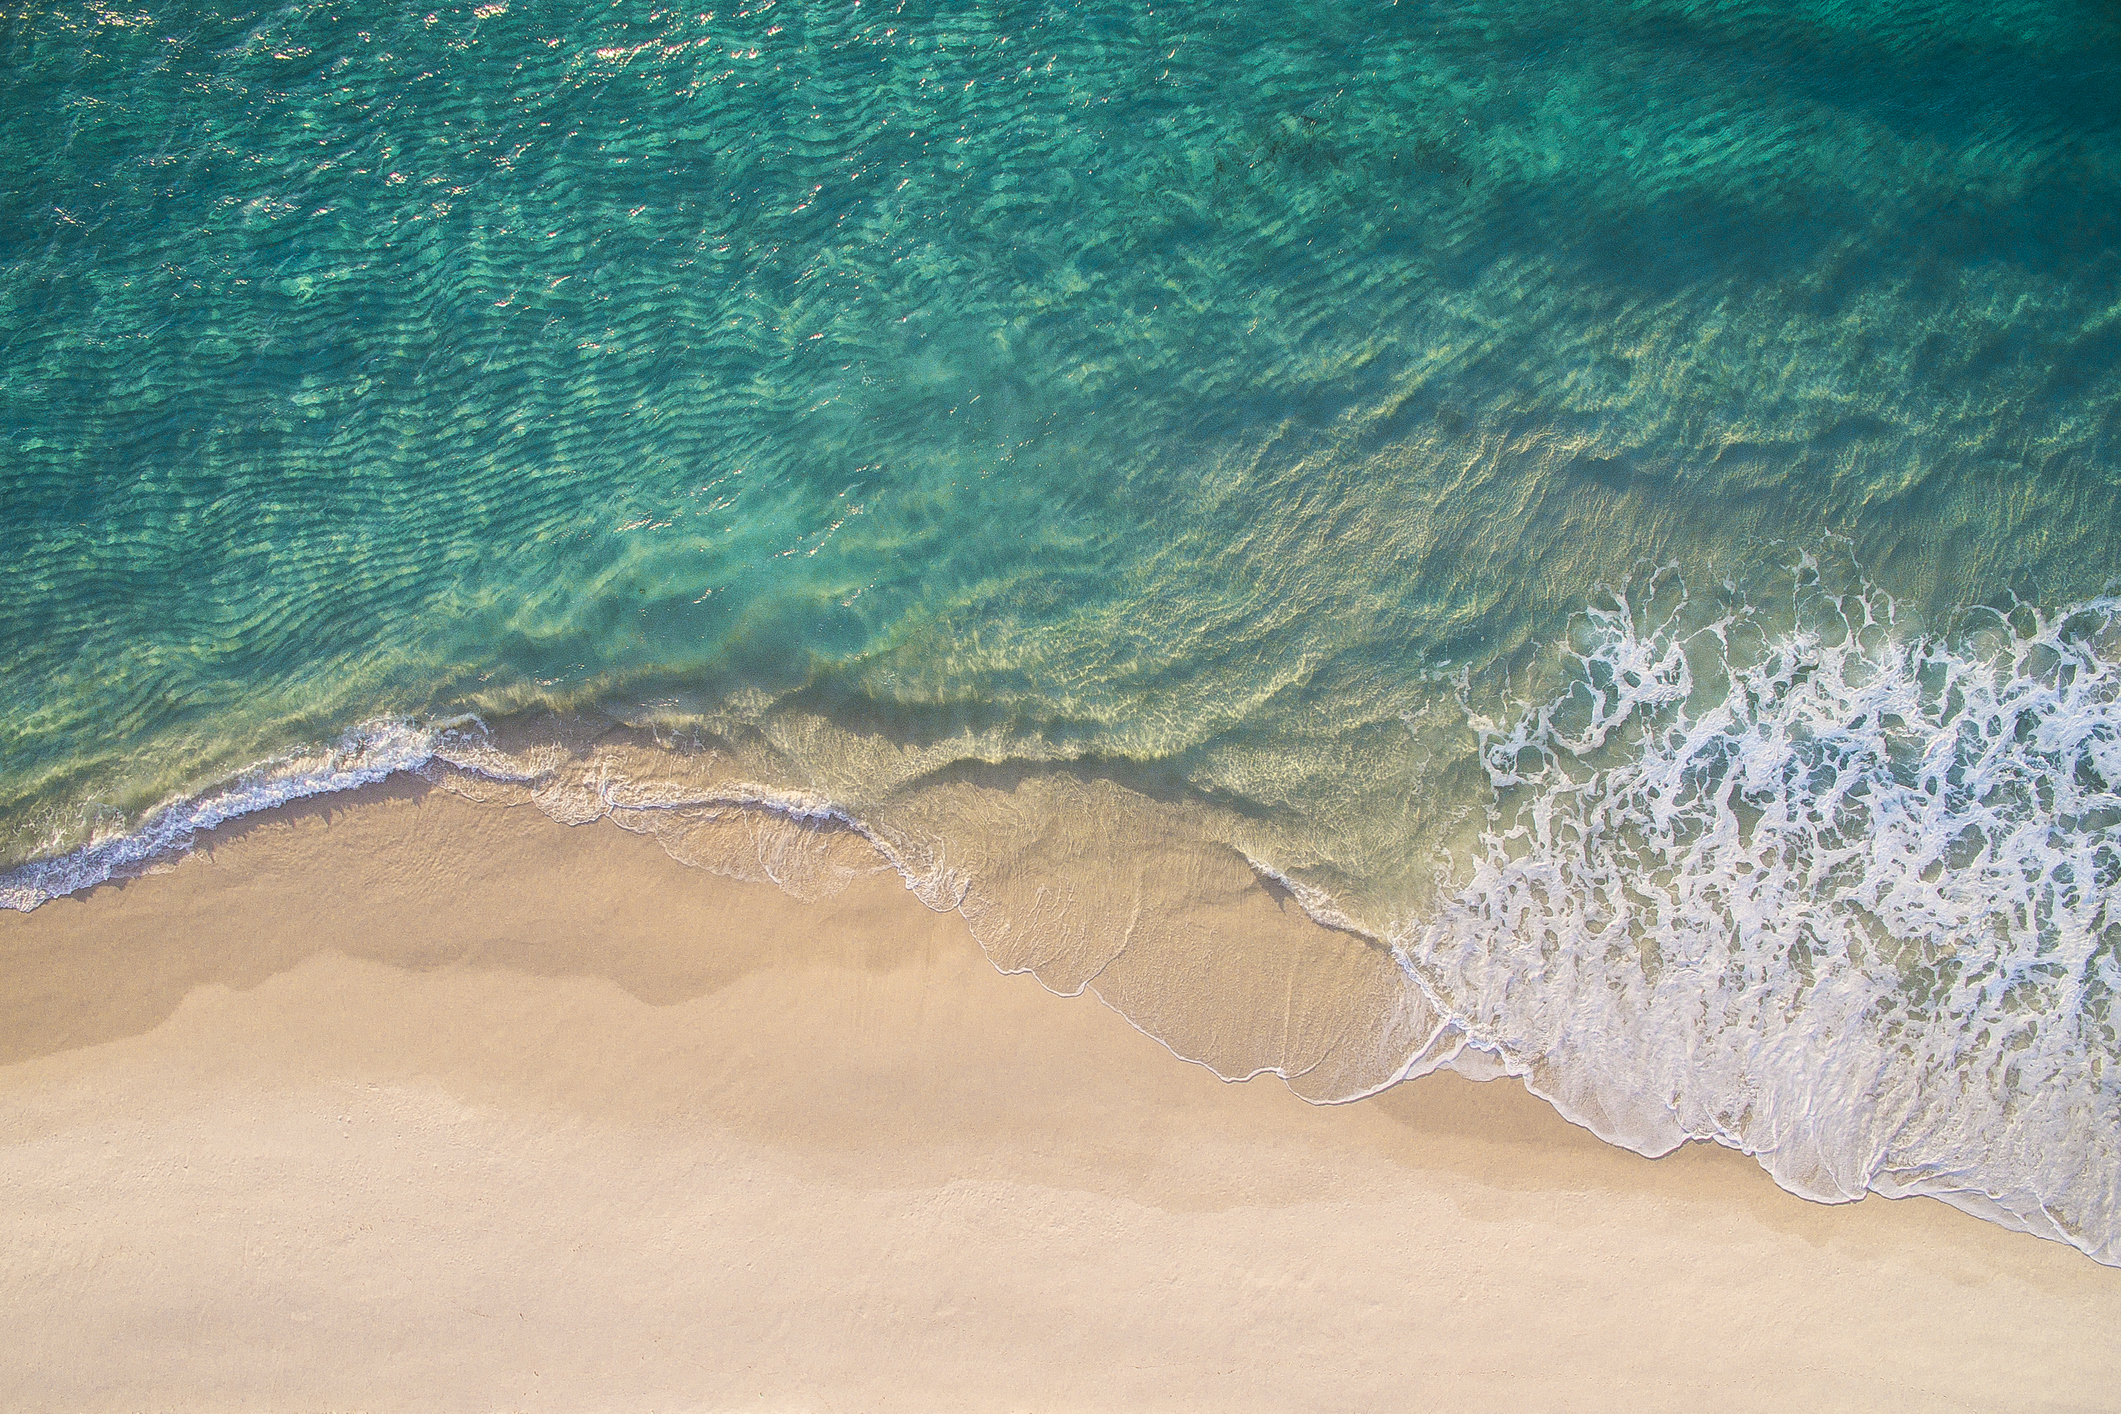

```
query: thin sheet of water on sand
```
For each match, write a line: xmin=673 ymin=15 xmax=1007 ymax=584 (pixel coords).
xmin=2 ymin=782 xmax=2114 ymax=1412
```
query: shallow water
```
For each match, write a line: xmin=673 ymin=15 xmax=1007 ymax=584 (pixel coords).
xmin=3 ymin=0 xmax=2118 ymax=1260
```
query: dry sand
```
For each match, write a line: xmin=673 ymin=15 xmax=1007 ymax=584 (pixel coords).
xmin=2 ymin=780 xmax=2116 ymax=1412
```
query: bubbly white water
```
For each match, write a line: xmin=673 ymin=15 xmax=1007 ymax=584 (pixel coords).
xmin=0 ymin=719 xmax=450 ymax=913
xmin=6 ymin=572 xmax=2117 ymax=1265
xmin=1404 ymin=571 xmax=2121 ymax=1263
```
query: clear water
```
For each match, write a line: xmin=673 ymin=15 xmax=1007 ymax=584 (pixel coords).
xmin=3 ymin=0 xmax=2118 ymax=1260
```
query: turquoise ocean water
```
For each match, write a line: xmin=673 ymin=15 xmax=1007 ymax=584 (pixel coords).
xmin=4 ymin=0 xmax=2119 ymax=1259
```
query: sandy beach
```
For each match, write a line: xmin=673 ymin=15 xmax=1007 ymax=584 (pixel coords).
xmin=3 ymin=779 xmax=2116 ymax=1412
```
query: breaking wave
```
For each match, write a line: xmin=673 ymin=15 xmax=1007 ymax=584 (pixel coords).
xmin=5 ymin=570 xmax=2117 ymax=1264
xmin=1405 ymin=570 xmax=2120 ymax=1262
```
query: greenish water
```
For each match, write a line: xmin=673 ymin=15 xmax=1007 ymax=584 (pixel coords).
xmin=3 ymin=0 xmax=2118 ymax=1259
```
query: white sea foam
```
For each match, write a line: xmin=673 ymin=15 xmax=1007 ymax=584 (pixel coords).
xmin=415 ymin=729 xmax=969 ymax=910
xmin=0 ymin=718 xmax=453 ymax=912
xmin=1402 ymin=571 xmax=2121 ymax=1263
xmin=7 ymin=574 xmax=2117 ymax=1265
xmin=0 ymin=714 xmax=962 ymax=915
xmin=1239 ymin=851 xmax=1375 ymax=937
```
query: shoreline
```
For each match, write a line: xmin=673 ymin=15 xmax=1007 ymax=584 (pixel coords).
xmin=4 ymin=780 xmax=2118 ymax=1410
xmin=7 ymin=642 xmax=2118 ymax=1271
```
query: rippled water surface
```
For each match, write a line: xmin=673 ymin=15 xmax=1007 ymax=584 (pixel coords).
xmin=4 ymin=0 xmax=2118 ymax=1259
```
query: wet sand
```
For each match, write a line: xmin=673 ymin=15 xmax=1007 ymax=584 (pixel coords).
xmin=2 ymin=781 xmax=2115 ymax=1412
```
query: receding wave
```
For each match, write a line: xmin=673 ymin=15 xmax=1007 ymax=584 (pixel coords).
xmin=1408 ymin=570 xmax=2120 ymax=1264
xmin=5 ymin=577 xmax=2117 ymax=1265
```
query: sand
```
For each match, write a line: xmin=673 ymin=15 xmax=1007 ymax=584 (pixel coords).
xmin=2 ymin=781 xmax=2116 ymax=1412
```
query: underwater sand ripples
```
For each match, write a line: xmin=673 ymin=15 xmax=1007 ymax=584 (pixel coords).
xmin=2 ymin=0 xmax=2120 ymax=1255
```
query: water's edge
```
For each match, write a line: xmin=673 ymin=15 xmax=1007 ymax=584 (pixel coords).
xmin=3 ymin=712 xmax=2109 ymax=1268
